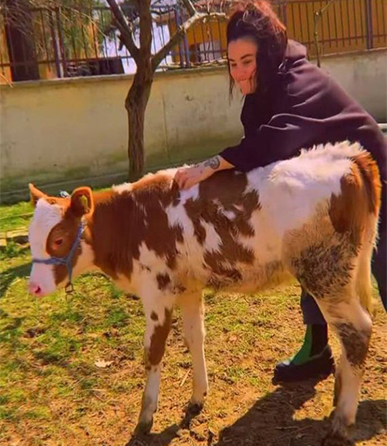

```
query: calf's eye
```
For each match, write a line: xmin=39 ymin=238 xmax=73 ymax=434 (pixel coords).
xmin=54 ymin=238 xmax=63 ymax=247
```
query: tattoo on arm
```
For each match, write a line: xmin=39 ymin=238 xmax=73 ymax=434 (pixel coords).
xmin=204 ymin=156 xmax=221 ymax=170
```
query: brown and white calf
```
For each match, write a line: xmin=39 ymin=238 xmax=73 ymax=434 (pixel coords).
xmin=28 ymin=141 xmax=381 ymax=445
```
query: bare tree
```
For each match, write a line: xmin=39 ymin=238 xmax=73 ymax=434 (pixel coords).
xmin=2 ymin=0 xmax=227 ymax=178
xmin=105 ymin=0 xmax=227 ymax=179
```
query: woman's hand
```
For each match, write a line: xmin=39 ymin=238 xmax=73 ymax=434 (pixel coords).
xmin=174 ymin=163 xmax=213 ymax=189
xmin=174 ymin=156 xmax=234 ymax=189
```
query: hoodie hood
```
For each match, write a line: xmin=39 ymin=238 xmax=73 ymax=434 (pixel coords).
xmin=278 ymin=40 xmax=308 ymax=73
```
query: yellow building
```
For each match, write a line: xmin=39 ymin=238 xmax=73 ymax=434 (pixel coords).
xmin=165 ymin=0 xmax=387 ymax=66
xmin=285 ymin=0 xmax=387 ymax=55
xmin=1 ymin=0 xmax=386 ymax=83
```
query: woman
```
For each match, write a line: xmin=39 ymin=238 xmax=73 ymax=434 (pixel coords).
xmin=174 ymin=0 xmax=386 ymax=383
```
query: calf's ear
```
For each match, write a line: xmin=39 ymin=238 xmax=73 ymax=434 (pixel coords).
xmin=29 ymin=183 xmax=47 ymax=207
xmin=70 ymin=187 xmax=94 ymax=217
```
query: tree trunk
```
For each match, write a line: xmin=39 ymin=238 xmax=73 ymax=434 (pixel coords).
xmin=125 ymin=71 xmax=153 ymax=180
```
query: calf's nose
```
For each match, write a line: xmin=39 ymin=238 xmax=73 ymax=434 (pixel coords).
xmin=29 ymin=281 xmax=42 ymax=296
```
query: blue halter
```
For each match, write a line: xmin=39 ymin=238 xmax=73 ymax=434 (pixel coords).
xmin=32 ymin=219 xmax=86 ymax=294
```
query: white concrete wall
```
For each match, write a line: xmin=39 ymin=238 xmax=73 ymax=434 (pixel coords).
xmin=0 ymin=66 xmax=243 ymax=197
xmin=0 ymin=48 xmax=386 ymax=200
xmin=321 ymin=49 xmax=387 ymax=122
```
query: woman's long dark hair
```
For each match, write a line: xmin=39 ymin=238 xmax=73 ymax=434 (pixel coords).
xmin=227 ymin=0 xmax=288 ymax=97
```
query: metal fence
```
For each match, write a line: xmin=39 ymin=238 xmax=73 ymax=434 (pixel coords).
xmin=0 ymin=4 xmax=182 ymax=81
xmin=279 ymin=0 xmax=387 ymax=52
xmin=0 ymin=0 xmax=386 ymax=83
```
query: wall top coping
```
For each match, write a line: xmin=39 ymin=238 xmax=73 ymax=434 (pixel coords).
xmin=0 ymin=63 xmax=228 ymax=91
xmin=0 ymin=47 xmax=385 ymax=91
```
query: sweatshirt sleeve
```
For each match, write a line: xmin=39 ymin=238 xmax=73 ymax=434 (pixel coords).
xmin=220 ymin=113 xmax=323 ymax=172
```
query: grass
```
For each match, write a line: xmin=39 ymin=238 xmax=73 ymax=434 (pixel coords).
xmin=0 ymin=204 xmax=386 ymax=446
xmin=0 ymin=185 xmax=110 ymax=235
xmin=0 ymin=200 xmax=33 ymax=234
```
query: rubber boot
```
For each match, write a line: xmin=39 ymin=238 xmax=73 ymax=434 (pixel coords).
xmin=273 ymin=324 xmax=335 ymax=384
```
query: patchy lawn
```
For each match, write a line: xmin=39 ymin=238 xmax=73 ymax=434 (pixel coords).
xmin=0 ymin=235 xmax=386 ymax=446
xmin=0 ymin=200 xmax=33 ymax=234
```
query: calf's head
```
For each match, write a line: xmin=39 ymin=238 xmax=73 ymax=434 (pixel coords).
xmin=28 ymin=184 xmax=93 ymax=296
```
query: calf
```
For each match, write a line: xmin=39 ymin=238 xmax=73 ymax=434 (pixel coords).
xmin=28 ymin=141 xmax=381 ymax=445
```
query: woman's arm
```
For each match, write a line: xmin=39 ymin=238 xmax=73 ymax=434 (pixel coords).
xmin=174 ymin=155 xmax=234 ymax=189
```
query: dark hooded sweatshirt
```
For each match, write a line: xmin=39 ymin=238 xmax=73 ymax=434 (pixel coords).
xmin=220 ymin=40 xmax=387 ymax=230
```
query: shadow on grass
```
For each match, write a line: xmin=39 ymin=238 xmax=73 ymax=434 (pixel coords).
xmin=0 ymin=261 xmax=31 ymax=298
xmin=215 ymin=384 xmax=386 ymax=446
xmin=123 ymin=382 xmax=386 ymax=446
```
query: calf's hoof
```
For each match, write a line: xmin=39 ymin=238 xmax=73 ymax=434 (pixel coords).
xmin=187 ymin=402 xmax=203 ymax=416
xmin=134 ymin=419 xmax=153 ymax=436
xmin=321 ymin=431 xmax=354 ymax=446
xmin=181 ymin=402 xmax=204 ymax=429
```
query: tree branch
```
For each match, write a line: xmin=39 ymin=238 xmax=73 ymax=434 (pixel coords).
xmin=138 ymin=0 xmax=152 ymax=58
xmin=180 ymin=0 xmax=197 ymax=17
xmin=151 ymin=11 xmax=226 ymax=72
xmin=105 ymin=0 xmax=140 ymax=63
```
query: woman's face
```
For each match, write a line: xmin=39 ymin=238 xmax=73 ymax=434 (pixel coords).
xmin=228 ymin=37 xmax=258 ymax=95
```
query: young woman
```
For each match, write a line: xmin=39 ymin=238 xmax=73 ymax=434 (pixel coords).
xmin=174 ymin=0 xmax=386 ymax=383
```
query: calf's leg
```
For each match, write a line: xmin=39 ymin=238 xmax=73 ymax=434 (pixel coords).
xmin=318 ymin=299 xmax=372 ymax=446
xmin=136 ymin=303 xmax=173 ymax=434
xmin=180 ymin=292 xmax=208 ymax=410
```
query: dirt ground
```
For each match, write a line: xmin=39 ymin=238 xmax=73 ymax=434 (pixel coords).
xmin=125 ymin=305 xmax=387 ymax=446
xmin=1 ymin=276 xmax=386 ymax=446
